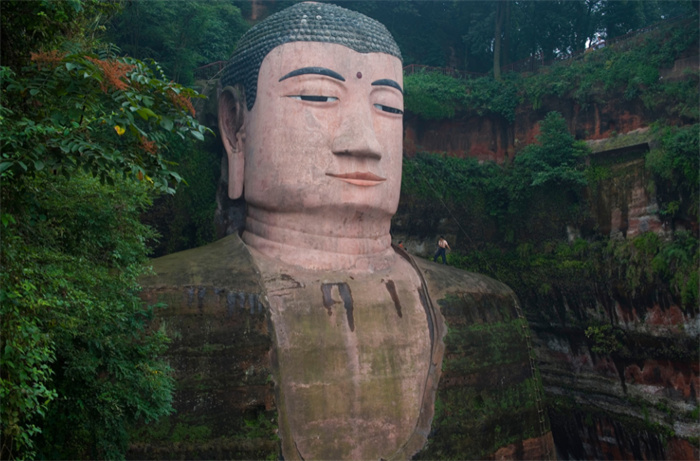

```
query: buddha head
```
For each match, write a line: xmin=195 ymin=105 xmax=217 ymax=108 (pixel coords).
xmin=218 ymin=2 xmax=404 ymax=230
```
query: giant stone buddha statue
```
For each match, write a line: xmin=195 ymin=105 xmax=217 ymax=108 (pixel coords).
xmin=135 ymin=3 xmax=554 ymax=460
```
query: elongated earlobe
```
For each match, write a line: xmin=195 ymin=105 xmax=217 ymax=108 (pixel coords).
xmin=218 ymin=86 xmax=246 ymax=199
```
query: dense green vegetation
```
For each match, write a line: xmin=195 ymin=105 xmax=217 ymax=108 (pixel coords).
xmin=0 ymin=1 xmax=210 ymax=458
xmin=141 ymin=132 xmax=221 ymax=257
xmin=401 ymin=11 xmax=698 ymax=325
xmin=2 ymin=0 xmax=697 ymax=458
xmin=402 ymin=112 xmax=590 ymax=243
xmin=404 ymin=14 xmax=699 ymax=121
xmin=106 ymin=1 xmax=248 ymax=85
xmin=2 ymin=174 xmax=174 ymax=460
xmin=400 ymin=118 xmax=699 ymax=314
xmin=405 ymin=71 xmax=519 ymax=121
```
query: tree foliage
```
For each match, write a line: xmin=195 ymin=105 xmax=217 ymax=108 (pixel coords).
xmin=106 ymin=0 xmax=249 ymax=84
xmin=399 ymin=114 xmax=698 ymax=315
xmin=401 ymin=112 xmax=590 ymax=244
xmin=404 ymin=14 xmax=698 ymax=124
xmin=513 ymin=112 xmax=588 ymax=188
xmin=233 ymin=0 xmax=697 ymax=75
xmin=646 ymin=123 xmax=699 ymax=224
xmin=1 ymin=50 xmax=209 ymax=194
xmin=2 ymin=174 xmax=174 ymax=460
xmin=0 ymin=1 xmax=209 ymax=458
xmin=142 ymin=132 xmax=221 ymax=257
xmin=404 ymin=71 xmax=467 ymax=120
xmin=404 ymin=70 xmax=518 ymax=121
xmin=0 ymin=0 xmax=122 ymax=71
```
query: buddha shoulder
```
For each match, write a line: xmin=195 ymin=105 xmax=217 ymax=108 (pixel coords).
xmin=141 ymin=234 xmax=261 ymax=294
xmin=413 ymin=257 xmax=517 ymax=308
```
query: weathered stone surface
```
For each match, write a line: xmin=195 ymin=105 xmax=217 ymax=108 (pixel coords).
xmin=130 ymin=234 xmax=553 ymax=460
xmin=128 ymin=235 xmax=278 ymax=461
xmin=587 ymin=140 xmax=665 ymax=239
xmin=528 ymin=285 xmax=699 ymax=460
xmin=402 ymin=56 xmax=697 ymax=162
xmin=252 ymin=246 xmax=438 ymax=460
xmin=413 ymin=258 xmax=555 ymax=460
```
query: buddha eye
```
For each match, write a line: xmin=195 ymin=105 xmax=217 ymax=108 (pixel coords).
xmin=374 ymin=103 xmax=403 ymax=115
xmin=289 ymin=95 xmax=338 ymax=102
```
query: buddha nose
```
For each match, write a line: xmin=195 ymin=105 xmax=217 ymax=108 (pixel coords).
xmin=331 ymin=105 xmax=383 ymax=160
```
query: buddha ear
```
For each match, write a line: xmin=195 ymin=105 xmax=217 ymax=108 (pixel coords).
xmin=218 ymin=86 xmax=246 ymax=200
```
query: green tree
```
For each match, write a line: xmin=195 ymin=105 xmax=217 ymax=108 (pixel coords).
xmin=2 ymin=173 xmax=173 ymax=460
xmin=0 ymin=1 xmax=210 ymax=458
xmin=600 ymin=0 xmax=649 ymax=39
xmin=0 ymin=0 xmax=122 ymax=71
xmin=513 ymin=111 xmax=589 ymax=189
xmin=404 ymin=70 xmax=467 ymax=119
xmin=499 ymin=112 xmax=589 ymax=243
xmin=459 ymin=2 xmax=499 ymax=73
xmin=0 ymin=53 xmax=206 ymax=193
xmin=646 ymin=124 xmax=700 ymax=226
xmin=493 ymin=1 xmax=509 ymax=80
xmin=107 ymin=0 xmax=249 ymax=84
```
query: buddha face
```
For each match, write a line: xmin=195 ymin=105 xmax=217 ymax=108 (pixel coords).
xmin=238 ymin=41 xmax=404 ymax=221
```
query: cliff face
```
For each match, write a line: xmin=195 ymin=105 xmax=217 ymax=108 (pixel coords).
xmin=128 ymin=237 xmax=278 ymax=460
xmin=396 ymin=102 xmax=699 ymax=460
xmin=527 ymin=283 xmax=698 ymax=460
xmin=413 ymin=257 xmax=555 ymax=460
xmin=394 ymin=132 xmax=699 ymax=459
xmin=403 ymin=97 xmax=653 ymax=163
xmin=403 ymin=56 xmax=698 ymax=163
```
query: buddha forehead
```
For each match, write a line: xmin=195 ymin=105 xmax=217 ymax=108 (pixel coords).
xmin=221 ymin=2 xmax=402 ymax=111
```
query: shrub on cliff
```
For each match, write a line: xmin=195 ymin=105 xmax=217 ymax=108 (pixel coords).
xmin=646 ymin=123 xmax=699 ymax=226
xmin=512 ymin=112 xmax=589 ymax=188
xmin=404 ymin=70 xmax=467 ymax=119
xmin=404 ymin=70 xmax=518 ymax=121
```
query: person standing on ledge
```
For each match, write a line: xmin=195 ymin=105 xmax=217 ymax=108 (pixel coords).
xmin=433 ymin=235 xmax=451 ymax=264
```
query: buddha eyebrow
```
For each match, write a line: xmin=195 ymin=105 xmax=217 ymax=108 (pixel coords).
xmin=279 ymin=67 xmax=346 ymax=82
xmin=371 ymin=79 xmax=403 ymax=94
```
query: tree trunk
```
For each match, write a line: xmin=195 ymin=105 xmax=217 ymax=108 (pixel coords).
xmin=503 ymin=1 xmax=511 ymax=73
xmin=251 ymin=0 xmax=261 ymax=21
xmin=494 ymin=2 xmax=504 ymax=80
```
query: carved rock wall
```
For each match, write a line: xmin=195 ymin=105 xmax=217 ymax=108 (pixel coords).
xmin=404 ymin=97 xmax=655 ymax=163
xmin=587 ymin=138 xmax=666 ymax=239
xmin=403 ymin=56 xmax=697 ymax=163
xmin=127 ymin=238 xmax=278 ymax=460
xmin=396 ymin=96 xmax=698 ymax=460
xmin=527 ymin=286 xmax=699 ymax=460
xmin=129 ymin=235 xmax=555 ymax=460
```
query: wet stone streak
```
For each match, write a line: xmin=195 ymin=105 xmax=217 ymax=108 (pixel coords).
xmin=320 ymin=282 xmax=354 ymax=331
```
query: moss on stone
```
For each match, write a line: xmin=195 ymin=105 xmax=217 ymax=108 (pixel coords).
xmin=587 ymin=128 xmax=654 ymax=153
xmin=128 ymin=409 xmax=279 ymax=460
xmin=416 ymin=288 xmax=548 ymax=459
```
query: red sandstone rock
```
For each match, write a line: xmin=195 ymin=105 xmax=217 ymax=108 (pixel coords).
xmin=666 ymin=437 xmax=700 ymax=460
xmin=646 ymin=304 xmax=686 ymax=327
xmin=494 ymin=434 xmax=555 ymax=460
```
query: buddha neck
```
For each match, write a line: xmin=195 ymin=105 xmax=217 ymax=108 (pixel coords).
xmin=242 ymin=206 xmax=396 ymax=273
